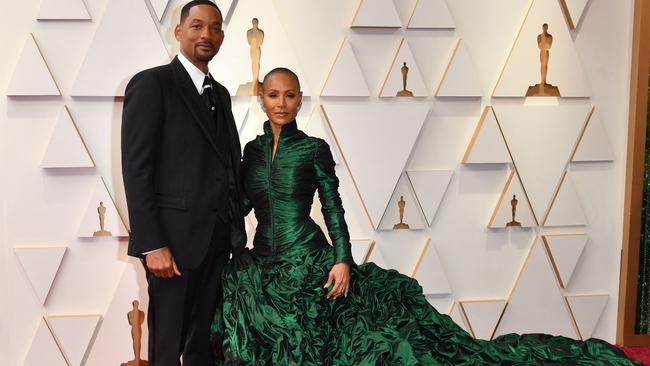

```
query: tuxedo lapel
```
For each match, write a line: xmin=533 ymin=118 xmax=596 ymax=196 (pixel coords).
xmin=170 ymin=57 xmax=221 ymax=154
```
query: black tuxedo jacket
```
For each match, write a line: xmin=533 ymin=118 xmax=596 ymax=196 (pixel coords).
xmin=121 ymin=56 xmax=246 ymax=269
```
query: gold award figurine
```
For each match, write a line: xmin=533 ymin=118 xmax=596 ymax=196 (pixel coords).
xmin=121 ymin=300 xmax=148 ymax=366
xmin=93 ymin=201 xmax=112 ymax=237
xmin=237 ymin=18 xmax=265 ymax=96
xmin=393 ymin=196 xmax=410 ymax=229
xmin=526 ymin=23 xmax=561 ymax=97
xmin=506 ymin=195 xmax=522 ymax=227
xmin=396 ymin=62 xmax=414 ymax=97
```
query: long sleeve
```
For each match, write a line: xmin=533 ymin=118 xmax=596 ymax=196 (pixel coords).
xmin=313 ymin=139 xmax=353 ymax=264
xmin=121 ymin=71 xmax=164 ymax=255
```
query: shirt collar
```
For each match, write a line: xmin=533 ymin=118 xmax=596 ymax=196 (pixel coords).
xmin=177 ymin=51 xmax=209 ymax=94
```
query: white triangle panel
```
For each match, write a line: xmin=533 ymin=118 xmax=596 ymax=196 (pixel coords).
xmin=493 ymin=0 xmax=591 ymax=97
xmin=41 ymin=107 xmax=94 ymax=168
xmin=23 ymin=319 xmax=67 ymax=366
xmin=489 ymin=171 xmax=537 ymax=228
xmin=494 ymin=238 xmax=577 ymax=338
xmin=572 ymin=108 xmax=614 ymax=162
xmin=494 ymin=103 xmax=590 ymax=220
xmin=304 ymin=107 xmax=341 ymax=165
xmin=380 ymin=39 xmax=428 ymax=97
xmin=565 ymin=294 xmax=608 ymax=340
xmin=407 ymin=0 xmax=455 ymax=29
xmin=543 ymin=234 xmax=587 ymax=288
xmin=85 ymin=261 xmax=149 ymax=365
xmin=449 ymin=302 xmax=472 ymax=335
xmin=366 ymin=241 xmax=389 ymax=269
xmin=46 ymin=315 xmax=100 ymax=366
xmin=351 ymin=240 xmax=374 ymax=264
xmin=232 ymin=103 xmax=250 ymax=133
xmin=150 ymin=0 xmax=169 ymax=21
xmin=14 ymin=246 xmax=67 ymax=304
xmin=71 ymin=0 xmax=170 ymax=96
xmin=406 ymin=170 xmax=453 ymax=226
xmin=322 ymin=38 xmax=370 ymax=97
xmin=37 ymin=0 xmax=91 ymax=20
xmin=544 ymin=172 xmax=587 ymax=226
xmin=561 ymin=0 xmax=589 ymax=29
xmin=463 ymin=107 xmax=510 ymax=164
xmin=426 ymin=295 xmax=454 ymax=314
xmin=351 ymin=0 xmax=402 ymax=28
xmin=460 ymin=300 xmax=507 ymax=340
xmin=210 ymin=0 xmax=312 ymax=96
xmin=411 ymin=239 xmax=451 ymax=295
xmin=322 ymin=103 xmax=429 ymax=228
xmin=378 ymin=174 xmax=426 ymax=230
xmin=7 ymin=34 xmax=60 ymax=96
xmin=77 ymin=178 xmax=128 ymax=238
xmin=436 ymin=40 xmax=482 ymax=97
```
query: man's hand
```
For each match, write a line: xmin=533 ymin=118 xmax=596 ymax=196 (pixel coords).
xmin=324 ymin=263 xmax=350 ymax=300
xmin=145 ymin=247 xmax=181 ymax=278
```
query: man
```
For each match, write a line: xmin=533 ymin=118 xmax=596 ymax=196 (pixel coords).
xmin=121 ymin=1 xmax=245 ymax=365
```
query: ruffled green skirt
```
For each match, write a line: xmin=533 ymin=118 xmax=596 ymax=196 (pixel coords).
xmin=211 ymin=245 xmax=638 ymax=365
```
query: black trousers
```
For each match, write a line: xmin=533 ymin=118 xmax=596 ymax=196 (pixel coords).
xmin=145 ymin=221 xmax=230 ymax=366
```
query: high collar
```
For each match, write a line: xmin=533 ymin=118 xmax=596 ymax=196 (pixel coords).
xmin=263 ymin=120 xmax=299 ymax=139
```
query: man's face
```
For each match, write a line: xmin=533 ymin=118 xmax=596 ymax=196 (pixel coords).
xmin=175 ymin=4 xmax=224 ymax=66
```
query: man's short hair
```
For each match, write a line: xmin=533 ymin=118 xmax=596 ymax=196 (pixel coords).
xmin=180 ymin=0 xmax=222 ymax=23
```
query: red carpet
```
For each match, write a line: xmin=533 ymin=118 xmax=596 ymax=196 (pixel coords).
xmin=621 ymin=347 xmax=650 ymax=365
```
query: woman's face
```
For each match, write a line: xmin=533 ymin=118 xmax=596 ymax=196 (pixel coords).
xmin=260 ymin=72 xmax=302 ymax=127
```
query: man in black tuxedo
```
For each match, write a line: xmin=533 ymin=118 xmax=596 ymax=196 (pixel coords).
xmin=121 ymin=1 xmax=245 ymax=365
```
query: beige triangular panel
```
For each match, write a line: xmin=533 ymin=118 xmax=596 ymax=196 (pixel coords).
xmin=543 ymin=234 xmax=587 ymax=288
xmin=494 ymin=103 xmax=590 ymax=220
xmin=46 ymin=315 xmax=100 ymax=366
xmin=560 ymin=0 xmax=590 ymax=29
xmin=411 ymin=239 xmax=451 ymax=295
xmin=351 ymin=239 xmax=374 ymax=264
xmin=436 ymin=40 xmax=482 ymax=97
xmin=150 ymin=0 xmax=169 ymax=21
xmin=489 ymin=171 xmax=537 ymax=228
xmin=322 ymin=103 xmax=429 ymax=228
xmin=366 ymin=241 xmax=389 ymax=268
xmin=449 ymin=302 xmax=472 ymax=335
xmin=351 ymin=0 xmax=402 ymax=28
xmin=572 ymin=107 xmax=614 ymax=162
xmin=41 ymin=107 xmax=94 ymax=169
xmin=77 ymin=178 xmax=128 ymax=238
xmin=406 ymin=170 xmax=453 ymax=226
xmin=37 ymin=0 xmax=91 ymax=20
xmin=322 ymin=38 xmax=370 ymax=97
xmin=426 ymin=295 xmax=454 ymax=314
xmin=23 ymin=319 xmax=67 ymax=366
xmin=7 ymin=33 xmax=60 ymax=96
xmin=378 ymin=174 xmax=426 ymax=230
xmin=407 ymin=0 xmax=455 ymax=29
xmin=460 ymin=300 xmax=507 ymax=340
xmin=232 ymin=102 xmax=250 ymax=133
xmin=463 ymin=107 xmax=511 ymax=164
xmin=494 ymin=237 xmax=577 ymax=338
xmin=565 ymin=294 xmax=608 ymax=340
xmin=493 ymin=0 xmax=590 ymax=97
xmin=71 ymin=0 xmax=170 ymax=96
xmin=14 ymin=246 xmax=66 ymax=304
xmin=380 ymin=39 xmax=428 ymax=97
xmin=85 ymin=260 xmax=149 ymax=365
xmin=304 ymin=107 xmax=341 ymax=165
xmin=544 ymin=172 xmax=587 ymax=226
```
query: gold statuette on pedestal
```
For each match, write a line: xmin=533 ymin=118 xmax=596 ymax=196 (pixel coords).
xmin=393 ymin=195 xmax=410 ymax=229
xmin=506 ymin=194 xmax=522 ymax=227
xmin=121 ymin=300 xmax=148 ymax=366
xmin=526 ymin=23 xmax=561 ymax=97
xmin=237 ymin=18 xmax=264 ymax=96
xmin=396 ymin=62 xmax=414 ymax=97
xmin=93 ymin=201 xmax=112 ymax=237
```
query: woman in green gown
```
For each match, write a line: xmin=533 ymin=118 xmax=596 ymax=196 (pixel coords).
xmin=211 ymin=68 xmax=639 ymax=365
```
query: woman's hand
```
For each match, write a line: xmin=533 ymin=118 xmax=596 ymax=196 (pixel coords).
xmin=324 ymin=263 xmax=350 ymax=299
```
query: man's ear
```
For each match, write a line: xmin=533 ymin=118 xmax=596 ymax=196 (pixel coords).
xmin=174 ymin=24 xmax=182 ymax=41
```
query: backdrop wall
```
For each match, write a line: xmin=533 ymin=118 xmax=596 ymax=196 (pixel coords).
xmin=0 ymin=0 xmax=635 ymax=364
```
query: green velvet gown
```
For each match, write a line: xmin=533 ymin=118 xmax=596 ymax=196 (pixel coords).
xmin=211 ymin=121 xmax=638 ymax=365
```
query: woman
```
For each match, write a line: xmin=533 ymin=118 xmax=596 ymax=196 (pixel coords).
xmin=211 ymin=68 xmax=638 ymax=365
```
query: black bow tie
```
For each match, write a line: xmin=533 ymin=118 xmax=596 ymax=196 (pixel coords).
xmin=202 ymin=76 xmax=216 ymax=111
